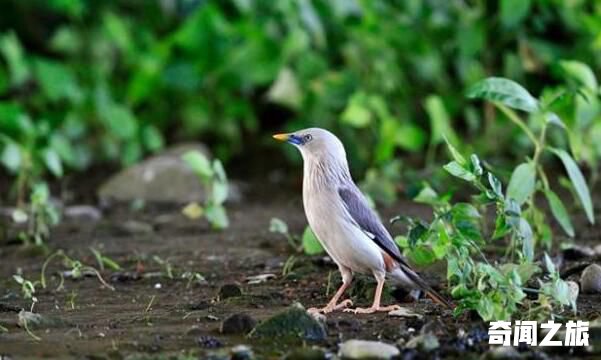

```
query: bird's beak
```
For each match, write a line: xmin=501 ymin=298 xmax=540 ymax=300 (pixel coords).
xmin=272 ymin=133 xmax=290 ymax=142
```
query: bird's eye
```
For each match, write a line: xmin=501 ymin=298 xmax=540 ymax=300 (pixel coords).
xmin=303 ymin=134 xmax=313 ymax=143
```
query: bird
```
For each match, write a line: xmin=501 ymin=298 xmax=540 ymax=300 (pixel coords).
xmin=273 ymin=128 xmax=450 ymax=314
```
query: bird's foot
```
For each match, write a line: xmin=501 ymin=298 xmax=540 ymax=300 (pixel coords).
xmin=343 ymin=304 xmax=402 ymax=314
xmin=307 ymin=299 xmax=353 ymax=314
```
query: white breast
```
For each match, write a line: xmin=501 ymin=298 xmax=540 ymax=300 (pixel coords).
xmin=303 ymin=188 xmax=385 ymax=274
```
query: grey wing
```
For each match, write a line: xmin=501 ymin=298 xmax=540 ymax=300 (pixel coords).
xmin=338 ymin=185 xmax=451 ymax=307
xmin=337 ymin=186 xmax=405 ymax=263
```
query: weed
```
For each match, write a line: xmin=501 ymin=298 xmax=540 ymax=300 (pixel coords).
xmin=152 ymin=255 xmax=174 ymax=279
xmin=269 ymin=217 xmax=324 ymax=255
xmin=90 ymin=247 xmax=121 ymax=271
xmin=11 ymin=183 xmax=59 ymax=246
xmin=181 ymin=150 xmax=229 ymax=229
xmin=40 ymin=250 xmax=115 ymax=291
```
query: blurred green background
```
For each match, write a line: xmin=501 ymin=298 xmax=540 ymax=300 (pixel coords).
xmin=1 ymin=0 xmax=600 ymax=200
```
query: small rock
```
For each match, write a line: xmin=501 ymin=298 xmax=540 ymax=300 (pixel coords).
xmin=594 ymin=244 xmax=601 ymax=256
xmin=580 ymin=264 xmax=601 ymax=293
xmin=249 ymin=304 xmax=326 ymax=341
xmin=231 ymin=345 xmax=254 ymax=360
xmin=218 ymin=284 xmax=243 ymax=300
xmin=17 ymin=310 xmax=68 ymax=329
xmin=220 ymin=313 xmax=257 ymax=335
xmin=388 ymin=307 xmax=423 ymax=319
xmin=284 ymin=348 xmax=327 ymax=360
xmin=63 ymin=205 xmax=102 ymax=222
xmin=562 ymin=245 xmax=595 ymax=260
xmin=483 ymin=346 xmax=520 ymax=359
xmin=338 ymin=339 xmax=400 ymax=359
xmin=405 ymin=333 xmax=440 ymax=352
xmin=246 ymin=274 xmax=276 ymax=284
xmin=197 ymin=335 xmax=224 ymax=349
xmin=118 ymin=220 xmax=154 ymax=235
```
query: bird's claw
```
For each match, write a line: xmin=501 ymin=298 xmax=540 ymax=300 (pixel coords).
xmin=344 ymin=304 xmax=402 ymax=314
xmin=307 ymin=299 xmax=353 ymax=314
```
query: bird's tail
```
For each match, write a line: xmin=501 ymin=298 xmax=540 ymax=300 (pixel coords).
xmin=390 ymin=265 xmax=453 ymax=309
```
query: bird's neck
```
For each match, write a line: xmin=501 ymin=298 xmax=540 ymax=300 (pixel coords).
xmin=303 ymin=154 xmax=352 ymax=192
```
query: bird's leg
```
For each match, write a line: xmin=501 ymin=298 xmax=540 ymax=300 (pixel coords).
xmin=308 ymin=268 xmax=353 ymax=314
xmin=344 ymin=272 xmax=401 ymax=314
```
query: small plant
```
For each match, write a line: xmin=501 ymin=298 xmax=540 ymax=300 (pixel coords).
xmin=13 ymin=274 xmax=39 ymax=311
xmin=152 ymin=255 xmax=174 ymax=279
xmin=90 ymin=247 xmax=121 ymax=271
xmin=467 ymin=77 xmax=594 ymax=247
xmin=0 ymin=322 xmax=7 ymax=333
xmin=269 ymin=217 xmax=323 ymax=255
xmin=181 ymin=271 xmax=208 ymax=288
xmin=182 ymin=150 xmax=229 ymax=229
xmin=40 ymin=250 xmax=115 ymax=291
xmin=11 ymin=183 xmax=60 ymax=246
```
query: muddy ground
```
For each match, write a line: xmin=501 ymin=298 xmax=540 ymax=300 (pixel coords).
xmin=0 ymin=181 xmax=600 ymax=359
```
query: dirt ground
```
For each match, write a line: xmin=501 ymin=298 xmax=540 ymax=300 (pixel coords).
xmin=0 ymin=181 xmax=600 ymax=359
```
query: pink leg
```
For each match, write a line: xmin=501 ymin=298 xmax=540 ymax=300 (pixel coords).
xmin=344 ymin=272 xmax=401 ymax=314
xmin=308 ymin=267 xmax=353 ymax=314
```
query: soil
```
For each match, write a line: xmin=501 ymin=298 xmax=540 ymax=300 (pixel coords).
xmin=0 ymin=180 xmax=600 ymax=359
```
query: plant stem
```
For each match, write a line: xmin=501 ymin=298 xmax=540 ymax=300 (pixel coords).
xmin=497 ymin=104 xmax=539 ymax=147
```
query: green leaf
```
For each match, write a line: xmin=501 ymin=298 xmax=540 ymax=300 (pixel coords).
xmin=43 ymin=148 xmax=63 ymax=177
xmin=406 ymin=247 xmax=436 ymax=266
xmin=543 ymin=253 xmax=555 ymax=273
xmin=413 ymin=184 xmax=445 ymax=206
xmin=443 ymin=161 xmax=476 ymax=182
xmin=500 ymin=0 xmax=531 ymax=28
xmin=506 ymin=162 xmax=536 ymax=205
xmin=559 ymin=60 xmax=598 ymax=91
xmin=544 ymin=189 xmax=575 ymax=237
xmin=341 ymin=92 xmax=372 ymax=128
xmin=141 ymin=125 xmax=164 ymax=152
xmin=205 ymin=204 xmax=229 ymax=229
xmin=550 ymin=148 xmax=594 ymax=224
xmin=518 ymin=218 xmax=534 ymax=262
xmin=488 ymin=173 xmax=503 ymax=199
xmin=182 ymin=151 xmax=213 ymax=182
xmin=466 ymin=77 xmax=539 ymax=113
xmin=302 ymin=226 xmax=324 ymax=255
xmin=0 ymin=32 xmax=29 ymax=86
xmin=408 ymin=221 xmax=429 ymax=246
xmin=0 ymin=141 xmax=21 ymax=173
xmin=269 ymin=218 xmax=289 ymax=235
xmin=211 ymin=181 xmax=228 ymax=205
xmin=267 ymin=67 xmax=302 ymax=110
xmin=33 ymin=59 xmax=81 ymax=102
xmin=425 ymin=95 xmax=458 ymax=145
xmin=451 ymin=203 xmax=482 ymax=243
xmin=101 ymin=104 xmax=137 ymax=140
xmin=443 ymin=136 xmax=467 ymax=166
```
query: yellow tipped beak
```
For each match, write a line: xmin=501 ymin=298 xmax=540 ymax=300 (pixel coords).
xmin=272 ymin=133 xmax=290 ymax=142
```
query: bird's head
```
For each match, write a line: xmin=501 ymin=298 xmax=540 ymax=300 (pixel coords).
xmin=273 ymin=128 xmax=347 ymax=163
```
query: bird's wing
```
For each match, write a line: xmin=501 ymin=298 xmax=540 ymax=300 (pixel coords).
xmin=338 ymin=185 xmax=452 ymax=308
xmin=337 ymin=186 xmax=406 ymax=264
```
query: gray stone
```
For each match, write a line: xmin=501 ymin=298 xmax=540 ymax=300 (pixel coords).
xmin=249 ymin=304 xmax=326 ymax=341
xmin=388 ymin=307 xmax=423 ymax=319
xmin=231 ymin=345 xmax=254 ymax=360
xmin=405 ymin=333 xmax=440 ymax=352
xmin=220 ymin=313 xmax=257 ymax=335
xmin=98 ymin=143 xmax=239 ymax=204
xmin=567 ymin=281 xmax=580 ymax=302
xmin=63 ymin=205 xmax=102 ymax=222
xmin=580 ymin=264 xmax=601 ymax=293
xmin=338 ymin=339 xmax=400 ymax=359
xmin=483 ymin=346 xmax=520 ymax=359
xmin=218 ymin=283 xmax=243 ymax=300
xmin=118 ymin=220 xmax=154 ymax=235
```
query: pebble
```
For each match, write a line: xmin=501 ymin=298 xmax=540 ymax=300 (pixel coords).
xmin=220 ymin=313 xmax=257 ymax=335
xmin=63 ymin=205 xmax=102 ymax=222
xmin=388 ymin=307 xmax=423 ymax=319
xmin=231 ymin=344 xmax=254 ymax=360
xmin=249 ymin=304 xmax=326 ymax=341
xmin=197 ymin=335 xmax=224 ymax=349
xmin=580 ymin=264 xmax=601 ymax=293
xmin=338 ymin=339 xmax=400 ymax=359
xmin=483 ymin=346 xmax=520 ymax=359
xmin=405 ymin=333 xmax=440 ymax=352
xmin=218 ymin=283 xmax=243 ymax=300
